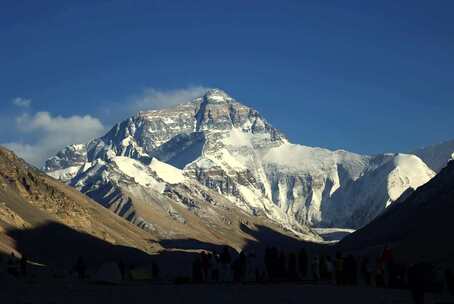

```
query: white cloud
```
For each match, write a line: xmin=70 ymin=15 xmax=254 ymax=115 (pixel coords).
xmin=12 ymin=97 xmax=31 ymax=108
xmin=2 ymin=86 xmax=210 ymax=166
xmin=131 ymin=86 xmax=210 ymax=112
xmin=3 ymin=112 xmax=105 ymax=167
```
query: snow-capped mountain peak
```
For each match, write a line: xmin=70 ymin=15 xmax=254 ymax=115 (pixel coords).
xmin=201 ymin=88 xmax=233 ymax=104
xmin=45 ymin=88 xmax=435 ymax=232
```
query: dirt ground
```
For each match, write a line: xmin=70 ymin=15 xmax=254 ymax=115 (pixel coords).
xmin=3 ymin=281 xmax=454 ymax=304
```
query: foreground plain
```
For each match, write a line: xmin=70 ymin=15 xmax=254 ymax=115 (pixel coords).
xmin=3 ymin=282 xmax=454 ymax=304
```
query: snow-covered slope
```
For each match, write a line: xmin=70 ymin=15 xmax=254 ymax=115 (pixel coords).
xmin=413 ymin=139 xmax=454 ymax=173
xmin=339 ymin=159 xmax=454 ymax=264
xmin=45 ymin=89 xmax=435 ymax=230
xmin=320 ymin=154 xmax=434 ymax=227
xmin=149 ymin=158 xmax=186 ymax=184
xmin=66 ymin=153 xmax=320 ymax=242
xmin=45 ymin=144 xmax=88 ymax=182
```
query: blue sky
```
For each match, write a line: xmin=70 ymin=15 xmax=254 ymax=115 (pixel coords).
xmin=1 ymin=1 xmax=453 ymax=165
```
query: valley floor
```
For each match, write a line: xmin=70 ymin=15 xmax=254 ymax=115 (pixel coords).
xmin=313 ymin=228 xmax=355 ymax=242
xmin=3 ymin=282 xmax=454 ymax=304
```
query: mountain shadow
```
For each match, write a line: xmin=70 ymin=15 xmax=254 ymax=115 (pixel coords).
xmin=159 ymin=223 xmax=327 ymax=258
xmin=4 ymin=221 xmax=154 ymax=269
xmin=150 ymin=132 xmax=206 ymax=169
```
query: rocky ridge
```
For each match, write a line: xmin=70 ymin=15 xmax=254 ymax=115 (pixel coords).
xmin=45 ymin=89 xmax=435 ymax=231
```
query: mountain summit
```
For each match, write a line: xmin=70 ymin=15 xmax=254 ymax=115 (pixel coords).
xmin=45 ymin=89 xmax=435 ymax=233
xmin=200 ymin=88 xmax=234 ymax=104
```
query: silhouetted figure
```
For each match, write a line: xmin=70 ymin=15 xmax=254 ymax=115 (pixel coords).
xmin=325 ymin=256 xmax=334 ymax=283
xmin=264 ymin=247 xmax=272 ymax=280
xmin=344 ymin=255 xmax=357 ymax=285
xmin=312 ymin=255 xmax=320 ymax=282
xmin=335 ymin=252 xmax=344 ymax=285
xmin=361 ymin=257 xmax=372 ymax=286
xmin=192 ymin=256 xmax=202 ymax=283
xmin=211 ymin=252 xmax=220 ymax=282
xmin=240 ymin=251 xmax=247 ymax=282
xmin=200 ymin=252 xmax=209 ymax=282
xmin=265 ymin=247 xmax=280 ymax=281
xmin=298 ymin=248 xmax=308 ymax=279
xmin=255 ymin=267 xmax=261 ymax=283
xmin=20 ymin=255 xmax=27 ymax=277
xmin=288 ymin=252 xmax=298 ymax=281
xmin=220 ymin=246 xmax=231 ymax=282
xmin=381 ymin=245 xmax=393 ymax=287
xmin=128 ymin=264 xmax=136 ymax=281
xmin=343 ymin=255 xmax=351 ymax=285
xmin=220 ymin=247 xmax=231 ymax=264
xmin=351 ymin=255 xmax=358 ymax=285
xmin=271 ymin=247 xmax=279 ymax=280
xmin=200 ymin=251 xmax=211 ymax=282
xmin=230 ymin=251 xmax=247 ymax=283
xmin=118 ymin=260 xmax=126 ymax=280
xmin=319 ymin=255 xmax=327 ymax=280
xmin=278 ymin=250 xmax=287 ymax=279
xmin=231 ymin=256 xmax=241 ymax=282
xmin=375 ymin=257 xmax=385 ymax=288
xmin=152 ymin=261 xmax=160 ymax=280
xmin=245 ymin=251 xmax=256 ymax=281
xmin=7 ymin=253 xmax=18 ymax=277
xmin=74 ymin=256 xmax=86 ymax=280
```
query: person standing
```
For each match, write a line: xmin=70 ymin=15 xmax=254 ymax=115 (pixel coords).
xmin=7 ymin=253 xmax=19 ymax=277
xmin=325 ymin=256 xmax=334 ymax=284
xmin=381 ymin=245 xmax=393 ymax=287
xmin=312 ymin=255 xmax=320 ymax=282
xmin=348 ymin=255 xmax=358 ymax=285
xmin=361 ymin=257 xmax=372 ymax=286
xmin=200 ymin=251 xmax=209 ymax=282
xmin=118 ymin=260 xmax=126 ymax=281
xmin=375 ymin=257 xmax=385 ymax=288
xmin=279 ymin=250 xmax=287 ymax=279
xmin=74 ymin=256 xmax=86 ymax=280
xmin=220 ymin=246 xmax=231 ymax=282
xmin=20 ymin=255 xmax=28 ymax=277
xmin=288 ymin=252 xmax=298 ymax=281
xmin=298 ymin=248 xmax=308 ymax=279
xmin=211 ymin=252 xmax=220 ymax=282
xmin=335 ymin=252 xmax=344 ymax=285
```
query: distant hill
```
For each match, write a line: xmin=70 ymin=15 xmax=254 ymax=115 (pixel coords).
xmin=0 ymin=146 xmax=161 ymax=265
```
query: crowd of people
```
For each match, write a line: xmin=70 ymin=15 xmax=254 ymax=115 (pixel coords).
xmin=189 ymin=245 xmax=454 ymax=301
xmin=2 ymin=245 xmax=454 ymax=304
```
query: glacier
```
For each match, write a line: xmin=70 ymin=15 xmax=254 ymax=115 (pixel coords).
xmin=44 ymin=88 xmax=435 ymax=232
